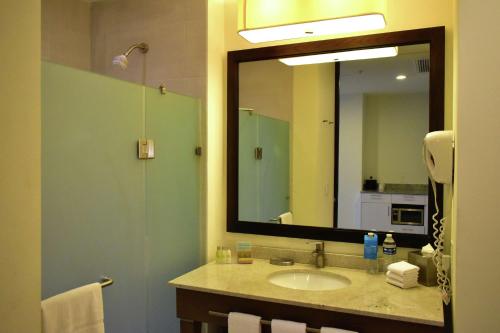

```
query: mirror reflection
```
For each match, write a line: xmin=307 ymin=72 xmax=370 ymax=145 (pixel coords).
xmin=238 ymin=44 xmax=430 ymax=235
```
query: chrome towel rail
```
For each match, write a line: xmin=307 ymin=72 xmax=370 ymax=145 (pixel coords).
xmin=208 ymin=310 xmax=321 ymax=333
xmin=99 ymin=276 xmax=113 ymax=288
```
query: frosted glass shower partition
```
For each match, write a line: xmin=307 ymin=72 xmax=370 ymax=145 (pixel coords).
xmin=238 ymin=110 xmax=290 ymax=223
xmin=42 ymin=62 xmax=200 ymax=333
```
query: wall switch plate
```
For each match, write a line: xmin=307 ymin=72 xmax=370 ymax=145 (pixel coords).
xmin=138 ymin=139 xmax=155 ymax=159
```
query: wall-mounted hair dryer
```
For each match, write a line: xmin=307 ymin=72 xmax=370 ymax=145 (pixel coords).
xmin=423 ymin=130 xmax=454 ymax=184
xmin=423 ymin=130 xmax=454 ymax=306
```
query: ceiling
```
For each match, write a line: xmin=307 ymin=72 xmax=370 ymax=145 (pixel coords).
xmin=339 ymin=44 xmax=430 ymax=95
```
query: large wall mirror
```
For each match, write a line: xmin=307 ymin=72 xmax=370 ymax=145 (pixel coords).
xmin=227 ymin=27 xmax=444 ymax=247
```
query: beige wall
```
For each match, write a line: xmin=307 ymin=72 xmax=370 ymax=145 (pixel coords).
xmin=206 ymin=0 xmax=227 ymax=261
xmin=291 ymin=64 xmax=335 ymax=227
xmin=207 ymin=0 xmax=454 ymax=256
xmin=453 ymin=0 xmax=500 ymax=331
xmin=0 ymin=1 xmax=41 ymax=332
xmin=42 ymin=0 xmax=92 ymax=70
xmin=239 ymin=60 xmax=293 ymax=121
xmin=363 ymin=93 xmax=429 ymax=185
xmin=91 ymin=0 xmax=206 ymax=99
xmin=42 ymin=0 xmax=207 ymax=99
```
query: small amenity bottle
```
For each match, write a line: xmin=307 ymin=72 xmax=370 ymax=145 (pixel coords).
xmin=383 ymin=233 xmax=397 ymax=272
xmin=364 ymin=232 xmax=379 ymax=274
xmin=216 ymin=246 xmax=223 ymax=264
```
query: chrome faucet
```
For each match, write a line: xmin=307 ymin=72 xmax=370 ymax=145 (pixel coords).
xmin=309 ymin=241 xmax=325 ymax=268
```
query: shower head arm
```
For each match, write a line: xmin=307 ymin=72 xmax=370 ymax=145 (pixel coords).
xmin=123 ymin=43 xmax=149 ymax=57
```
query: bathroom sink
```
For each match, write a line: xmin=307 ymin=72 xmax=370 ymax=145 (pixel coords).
xmin=268 ymin=269 xmax=351 ymax=291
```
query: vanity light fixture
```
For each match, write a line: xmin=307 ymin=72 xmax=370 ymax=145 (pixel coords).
xmin=396 ymin=74 xmax=407 ymax=80
xmin=278 ymin=46 xmax=398 ymax=66
xmin=238 ymin=14 xmax=386 ymax=44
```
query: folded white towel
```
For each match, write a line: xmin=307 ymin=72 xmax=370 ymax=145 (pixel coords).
xmin=271 ymin=319 xmax=306 ymax=333
xmin=386 ymin=276 xmax=418 ymax=289
xmin=41 ymin=283 xmax=105 ymax=333
xmin=386 ymin=271 xmax=418 ymax=283
xmin=228 ymin=312 xmax=261 ymax=333
xmin=321 ymin=326 xmax=358 ymax=333
xmin=279 ymin=212 xmax=293 ymax=225
xmin=387 ymin=261 xmax=420 ymax=276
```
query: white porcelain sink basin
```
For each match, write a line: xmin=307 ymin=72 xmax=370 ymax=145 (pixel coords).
xmin=268 ymin=269 xmax=351 ymax=291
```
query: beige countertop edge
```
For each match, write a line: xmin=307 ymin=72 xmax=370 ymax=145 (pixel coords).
xmin=169 ymin=282 xmax=444 ymax=327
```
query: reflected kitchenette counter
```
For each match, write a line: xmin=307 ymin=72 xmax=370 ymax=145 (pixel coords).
xmin=362 ymin=184 xmax=429 ymax=196
xmin=170 ymin=259 xmax=444 ymax=327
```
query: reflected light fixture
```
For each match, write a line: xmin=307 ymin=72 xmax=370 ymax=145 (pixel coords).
xmin=396 ymin=74 xmax=407 ymax=80
xmin=238 ymin=13 xmax=386 ymax=44
xmin=279 ymin=47 xmax=398 ymax=66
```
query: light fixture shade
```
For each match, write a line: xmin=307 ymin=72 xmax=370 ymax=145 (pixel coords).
xmin=238 ymin=13 xmax=386 ymax=43
xmin=278 ymin=46 xmax=398 ymax=66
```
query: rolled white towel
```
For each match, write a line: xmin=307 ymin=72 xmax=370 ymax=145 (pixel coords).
xmin=387 ymin=261 xmax=419 ymax=276
xmin=386 ymin=271 xmax=418 ymax=283
xmin=228 ymin=312 xmax=261 ymax=333
xmin=321 ymin=326 xmax=358 ymax=333
xmin=279 ymin=212 xmax=293 ymax=225
xmin=386 ymin=276 xmax=418 ymax=289
xmin=271 ymin=319 xmax=306 ymax=333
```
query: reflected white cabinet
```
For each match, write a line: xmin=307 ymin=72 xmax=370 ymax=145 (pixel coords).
xmin=361 ymin=202 xmax=391 ymax=231
xmin=360 ymin=193 xmax=391 ymax=231
xmin=360 ymin=192 xmax=428 ymax=234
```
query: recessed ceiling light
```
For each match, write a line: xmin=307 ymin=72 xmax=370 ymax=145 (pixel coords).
xmin=278 ymin=47 xmax=398 ymax=66
xmin=396 ymin=74 xmax=407 ymax=80
xmin=238 ymin=14 xmax=386 ymax=44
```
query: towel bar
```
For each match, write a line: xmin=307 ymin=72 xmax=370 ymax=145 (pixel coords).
xmin=99 ymin=276 xmax=113 ymax=288
xmin=208 ymin=310 xmax=321 ymax=333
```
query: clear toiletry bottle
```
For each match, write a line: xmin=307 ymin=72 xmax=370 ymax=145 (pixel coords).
xmin=216 ymin=246 xmax=223 ymax=264
xmin=382 ymin=233 xmax=397 ymax=271
xmin=364 ymin=232 xmax=379 ymax=274
xmin=224 ymin=247 xmax=232 ymax=264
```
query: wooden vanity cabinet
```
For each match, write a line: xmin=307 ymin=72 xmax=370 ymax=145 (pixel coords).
xmin=176 ymin=288 xmax=444 ymax=333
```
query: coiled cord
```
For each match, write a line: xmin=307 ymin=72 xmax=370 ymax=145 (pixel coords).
xmin=430 ymin=171 xmax=452 ymax=305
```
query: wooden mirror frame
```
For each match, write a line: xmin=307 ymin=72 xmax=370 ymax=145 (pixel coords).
xmin=227 ymin=27 xmax=445 ymax=248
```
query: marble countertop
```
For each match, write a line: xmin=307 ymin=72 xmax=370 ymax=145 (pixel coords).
xmin=169 ymin=259 xmax=444 ymax=327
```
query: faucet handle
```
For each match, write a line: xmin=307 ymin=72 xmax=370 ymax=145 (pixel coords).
xmin=307 ymin=241 xmax=324 ymax=252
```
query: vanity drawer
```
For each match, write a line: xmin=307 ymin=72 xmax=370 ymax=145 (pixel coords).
xmin=391 ymin=194 xmax=428 ymax=205
xmin=361 ymin=192 xmax=391 ymax=203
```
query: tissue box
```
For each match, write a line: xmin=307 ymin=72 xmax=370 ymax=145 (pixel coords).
xmin=408 ymin=251 xmax=437 ymax=286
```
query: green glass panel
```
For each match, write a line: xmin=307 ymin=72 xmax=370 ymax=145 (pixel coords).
xmin=145 ymin=88 xmax=201 ymax=333
xmin=259 ymin=116 xmax=290 ymax=221
xmin=238 ymin=111 xmax=290 ymax=222
xmin=42 ymin=62 xmax=147 ymax=333
xmin=238 ymin=110 xmax=260 ymax=221
xmin=42 ymin=62 xmax=201 ymax=333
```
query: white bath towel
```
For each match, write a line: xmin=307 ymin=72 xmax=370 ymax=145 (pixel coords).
xmin=321 ymin=327 xmax=358 ymax=333
xmin=279 ymin=212 xmax=293 ymax=225
xmin=42 ymin=283 xmax=105 ymax=333
xmin=387 ymin=261 xmax=420 ymax=276
xmin=386 ymin=276 xmax=418 ymax=289
xmin=386 ymin=271 xmax=418 ymax=283
xmin=228 ymin=312 xmax=261 ymax=333
xmin=271 ymin=319 xmax=306 ymax=333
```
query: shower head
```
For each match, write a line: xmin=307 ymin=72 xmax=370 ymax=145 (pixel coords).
xmin=112 ymin=54 xmax=128 ymax=69
xmin=112 ymin=42 xmax=149 ymax=70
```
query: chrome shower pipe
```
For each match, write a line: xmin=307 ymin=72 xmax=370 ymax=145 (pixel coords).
xmin=124 ymin=42 xmax=149 ymax=57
